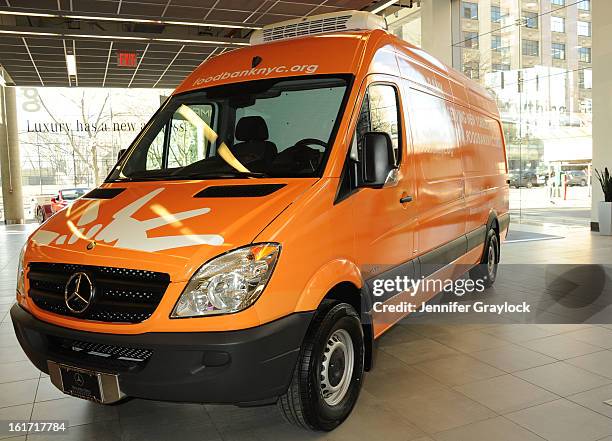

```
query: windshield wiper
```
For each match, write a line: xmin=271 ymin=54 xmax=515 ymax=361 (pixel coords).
xmin=177 ymin=170 xmax=270 ymax=179
xmin=109 ymin=176 xmax=173 ymax=182
xmin=107 ymin=171 xmax=269 ymax=183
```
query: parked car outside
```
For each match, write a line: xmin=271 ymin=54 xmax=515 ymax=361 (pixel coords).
xmin=34 ymin=188 xmax=89 ymax=223
xmin=509 ymin=170 xmax=539 ymax=188
xmin=565 ymin=170 xmax=588 ymax=187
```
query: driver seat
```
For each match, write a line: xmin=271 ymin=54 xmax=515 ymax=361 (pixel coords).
xmin=232 ymin=116 xmax=277 ymax=170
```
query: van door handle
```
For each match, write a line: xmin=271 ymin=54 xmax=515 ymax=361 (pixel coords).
xmin=400 ymin=195 xmax=413 ymax=204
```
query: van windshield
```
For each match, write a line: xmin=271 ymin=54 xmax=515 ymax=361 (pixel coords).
xmin=108 ymin=76 xmax=349 ymax=181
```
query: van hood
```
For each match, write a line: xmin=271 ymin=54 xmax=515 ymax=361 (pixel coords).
xmin=27 ymin=179 xmax=315 ymax=281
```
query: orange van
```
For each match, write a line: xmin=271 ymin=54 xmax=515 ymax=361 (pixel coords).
xmin=11 ymin=10 xmax=509 ymax=431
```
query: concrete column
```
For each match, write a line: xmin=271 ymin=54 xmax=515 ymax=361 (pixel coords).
xmin=0 ymin=86 xmax=25 ymax=224
xmin=421 ymin=0 xmax=453 ymax=66
xmin=591 ymin=0 xmax=612 ymax=229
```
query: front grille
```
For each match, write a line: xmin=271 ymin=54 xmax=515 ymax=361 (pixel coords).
xmin=48 ymin=336 xmax=153 ymax=370
xmin=28 ymin=263 xmax=171 ymax=323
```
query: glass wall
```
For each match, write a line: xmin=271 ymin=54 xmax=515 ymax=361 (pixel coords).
xmin=386 ymin=4 xmax=423 ymax=48
xmin=1 ymin=87 xmax=169 ymax=222
xmin=455 ymin=0 xmax=592 ymax=219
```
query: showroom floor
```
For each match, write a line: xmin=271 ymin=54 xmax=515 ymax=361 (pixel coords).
xmin=1 ymin=220 xmax=612 ymax=441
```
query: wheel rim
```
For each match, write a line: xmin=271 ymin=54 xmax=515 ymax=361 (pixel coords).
xmin=487 ymin=237 xmax=498 ymax=281
xmin=320 ymin=328 xmax=354 ymax=406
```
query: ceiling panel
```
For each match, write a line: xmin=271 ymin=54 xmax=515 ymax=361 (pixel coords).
xmin=71 ymin=0 xmax=121 ymax=14
xmin=0 ymin=0 xmax=376 ymax=88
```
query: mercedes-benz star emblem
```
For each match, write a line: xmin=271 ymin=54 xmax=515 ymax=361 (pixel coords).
xmin=64 ymin=272 xmax=95 ymax=314
xmin=73 ymin=372 xmax=85 ymax=387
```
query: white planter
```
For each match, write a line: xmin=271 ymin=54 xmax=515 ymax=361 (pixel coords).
xmin=599 ymin=201 xmax=612 ymax=235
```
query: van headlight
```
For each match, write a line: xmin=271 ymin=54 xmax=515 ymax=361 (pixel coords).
xmin=16 ymin=243 xmax=27 ymax=303
xmin=171 ymin=243 xmax=280 ymax=318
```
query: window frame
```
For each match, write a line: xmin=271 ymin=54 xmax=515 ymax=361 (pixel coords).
xmin=338 ymin=80 xmax=404 ymax=200
xmin=522 ymin=39 xmax=539 ymax=57
xmin=463 ymin=31 xmax=479 ymax=49
xmin=551 ymin=16 xmax=565 ymax=33
xmin=491 ymin=5 xmax=502 ymax=22
xmin=523 ymin=11 xmax=539 ymax=29
xmin=463 ymin=61 xmax=480 ymax=80
xmin=355 ymin=82 xmax=403 ymax=167
xmin=491 ymin=34 xmax=502 ymax=51
xmin=578 ymin=46 xmax=591 ymax=63
xmin=552 ymin=42 xmax=566 ymax=60
xmin=577 ymin=21 xmax=591 ymax=37
xmin=462 ymin=1 xmax=479 ymax=20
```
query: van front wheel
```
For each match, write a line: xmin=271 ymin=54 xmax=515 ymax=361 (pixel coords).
xmin=278 ymin=302 xmax=364 ymax=431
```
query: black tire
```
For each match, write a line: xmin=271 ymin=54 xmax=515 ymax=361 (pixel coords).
xmin=278 ymin=301 xmax=364 ymax=431
xmin=470 ymin=228 xmax=499 ymax=288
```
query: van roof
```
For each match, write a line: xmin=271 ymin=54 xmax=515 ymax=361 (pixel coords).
xmin=173 ymin=28 xmax=498 ymax=117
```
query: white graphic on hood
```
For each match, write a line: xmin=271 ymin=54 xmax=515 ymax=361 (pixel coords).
xmin=31 ymin=188 xmax=225 ymax=252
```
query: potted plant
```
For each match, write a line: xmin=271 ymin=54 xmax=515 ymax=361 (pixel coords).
xmin=595 ymin=167 xmax=612 ymax=235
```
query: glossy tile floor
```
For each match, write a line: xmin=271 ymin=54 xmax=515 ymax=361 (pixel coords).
xmin=1 ymin=220 xmax=612 ymax=441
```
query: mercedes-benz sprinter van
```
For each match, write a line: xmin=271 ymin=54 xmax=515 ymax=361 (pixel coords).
xmin=12 ymin=10 xmax=509 ymax=431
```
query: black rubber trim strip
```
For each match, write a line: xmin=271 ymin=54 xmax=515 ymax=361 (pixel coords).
xmin=363 ymin=258 xmax=418 ymax=303
xmin=194 ymin=184 xmax=286 ymax=198
xmin=83 ymin=188 xmax=125 ymax=199
xmin=418 ymin=234 xmax=468 ymax=279
xmin=466 ymin=225 xmax=487 ymax=251
xmin=362 ymin=225 xmax=488 ymax=301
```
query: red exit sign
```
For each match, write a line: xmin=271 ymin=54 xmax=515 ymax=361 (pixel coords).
xmin=117 ymin=51 xmax=137 ymax=67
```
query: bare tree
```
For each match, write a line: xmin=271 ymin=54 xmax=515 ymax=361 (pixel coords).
xmin=37 ymin=91 xmax=110 ymax=186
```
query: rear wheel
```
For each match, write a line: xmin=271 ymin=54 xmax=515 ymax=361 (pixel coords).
xmin=470 ymin=228 xmax=499 ymax=288
xmin=278 ymin=302 xmax=364 ymax=431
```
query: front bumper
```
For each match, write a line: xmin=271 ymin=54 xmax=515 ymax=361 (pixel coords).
xmin=11 ymin=304 xmax=313 ymax=406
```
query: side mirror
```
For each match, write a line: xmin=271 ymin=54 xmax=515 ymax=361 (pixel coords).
xmin=362 ymin=132 xmax=395 ymax=187
xmin=117 ymin=149 xmax=127 ymax=161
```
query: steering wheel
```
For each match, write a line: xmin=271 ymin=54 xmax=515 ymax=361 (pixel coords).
xmin=294 ymin=138 xmax=328 ymax=152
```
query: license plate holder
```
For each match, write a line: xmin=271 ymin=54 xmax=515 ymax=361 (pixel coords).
xmin=48 ymin=361 xmax=125 ymax=404
xmin=58 ymin=365 xmax=103 ymax=402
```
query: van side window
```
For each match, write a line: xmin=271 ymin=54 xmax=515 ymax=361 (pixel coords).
xmin=145 ymin=127 xmax=165 ymax=170
xmin=142 ymin=104 xmax=215 ymax=171
xmin=338 ymin=84 xmax=402 ymax=200
xmin=355 ymin=84 xmax=401 ymax=165
xmin=168 ymin=104 xmax=215 ymax=168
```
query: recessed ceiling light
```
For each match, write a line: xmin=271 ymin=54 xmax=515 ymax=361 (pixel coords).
xmin=371 ymin=0 xmax=399 ymax=14
xmin=65 ymin=54 xmax=77 ymax=76
xmin=0 ymin=10 xmax=261 ymax=30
